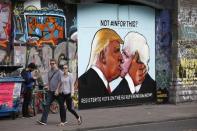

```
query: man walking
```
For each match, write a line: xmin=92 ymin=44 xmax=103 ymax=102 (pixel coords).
xmin=37 ymin=59 xmax=62 ymax=125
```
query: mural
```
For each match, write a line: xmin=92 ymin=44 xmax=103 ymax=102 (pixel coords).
xmin=13 ymin=1 xmax=26 ymax=43
xmin=78 ymin=4 xmax=156 ymax=109
xmin=0 ymin=2 xmax=11 ymax=64
xmin=0 ymin=3 xmax=11 ymax=48
xmin=14 ymin=46 xmax=26 ymax=66
xmin=12 ymin=0 xmax=77 ymax=82
xmin=11 ymin=0 xmax=78 ymax=110
xmin=177 ymin=40 xmax=197 ymax=84
xmin=25 ymin=14 xmax=65 ymax=47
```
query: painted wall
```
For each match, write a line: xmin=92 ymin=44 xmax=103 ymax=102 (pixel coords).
xmin=78 ymin=4 xmax=156 ymax=109
xmin=0 ymin=2 xmax=11 ymax=64
xmin=171 ymin=0 xmax=197 ymax=102
xmin=155 ymin=10 xmax=172 ymax=103
xmin=12 ymin=0 xmax=77 ymax=85
xmin=2 ymin=0 xmax=195 ymax=108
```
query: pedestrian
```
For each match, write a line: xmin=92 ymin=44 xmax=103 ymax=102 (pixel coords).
xmin=21 ymin=63 xmax=37 ymax=117
xmin=37 ymin=59 xmax=62 ymax=125
xmin=56 ymin=64 xmax=82 ymax=126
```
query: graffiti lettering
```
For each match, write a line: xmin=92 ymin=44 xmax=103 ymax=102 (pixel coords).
xmin=178 ymin=6 xmax=197 ymax=40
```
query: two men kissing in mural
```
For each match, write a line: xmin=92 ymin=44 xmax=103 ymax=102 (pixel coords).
xmin=78 ymin=28 xmax=156 ymax=109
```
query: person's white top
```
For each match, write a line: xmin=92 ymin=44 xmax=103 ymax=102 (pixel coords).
xmin=59 ymin=72 xmax=73 ymax=95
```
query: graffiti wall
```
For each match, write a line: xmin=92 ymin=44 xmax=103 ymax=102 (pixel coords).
xmin=0 ymin=2 xmax=11 ymax=64
xmin=172 ymin=0 xmax=197 ymax=102
xmin=12 ymin=0 xmax=77 ymax=85
xmin=155 ymin=10 xmax=172 ymax=103
xmin=178 ymin=0 xmax=197 ymax=40
xmin=78 ymin=4 xmax=156 ymax=109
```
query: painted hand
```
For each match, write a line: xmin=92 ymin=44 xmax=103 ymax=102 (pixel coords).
xmin=129 ymin=51 xmax=147 ymax=86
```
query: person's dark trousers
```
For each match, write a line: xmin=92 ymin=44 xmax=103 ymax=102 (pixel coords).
xmin=40 ymin=91 xmax=57 ymax=123
xmin=58 ymin=93 xmax=67 ymax=123
xmin=61 ymin=93 xmax=79 ymax=119
xmin=22 ymin=88 xmax=32 ymax=117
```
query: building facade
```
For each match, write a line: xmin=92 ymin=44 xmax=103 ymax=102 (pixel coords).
xmin=0 ymin=0 xmax=196 ymax=109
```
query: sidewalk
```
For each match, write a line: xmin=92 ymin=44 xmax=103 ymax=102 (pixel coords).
xmin=0 ymin=102 xmax=197 ymax=131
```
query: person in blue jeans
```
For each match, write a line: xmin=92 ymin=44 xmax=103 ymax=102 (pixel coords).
xmin=37 ymin=59 xmax=62 ymax=125
xmin=21 ymin=63 xmax=37 ymax=117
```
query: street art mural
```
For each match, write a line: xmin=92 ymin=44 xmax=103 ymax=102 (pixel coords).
xmin=0 ymin=3 xmax=11 ymax=48
xmin=174 ymin=0 xmax=197 ymax=102
xmin=0 ymin=2 xmax=11 ymax=64
xmin=13 ymin=1 xmax=26 ymax=43
xmin=175 ymin=40 xmax=197 ymax=101
xmin=13 ymin=0 xmax=66 ymax=46
xmin=25 ymin=14 xmax=65 ymax=47
xmin=11 ymin=0 xmax=78 ymax=110
xmin=78 ymin=4 xmax=156 ymax=109
xmin=177 ymin=40 xmax=197 ymax=83
xmin=155 ymin=10 xmax=172 ymax=103
xmin=14 ymin=46 xmax=26 ymax=66
xmin=12 ymin=0 xmax=77 ymax=81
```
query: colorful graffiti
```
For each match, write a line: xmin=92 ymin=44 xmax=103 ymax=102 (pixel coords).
xmin=173 ymin=0 xmax=197 ymax=102
xmin=14 ymin=46 xmax=26 ymax=66
xmin=176 ymin=0 xmax=197 ymax=86
xmin=0 ymin=83 xmax=15 ymax=108
xmin=13 ymin=0 xmax=66 ymax=46
xmin=0 ymin=0 xmax=77 ymax=109
xmin=0 ymin=3 xmax=11 ymax=48
xmin=26 ymin=15 xmax=65 ymax=46
xmin=13 ymin=2 xmax=26 ymax=43
xmin=177 ymin=40 xmax=197 ymax=85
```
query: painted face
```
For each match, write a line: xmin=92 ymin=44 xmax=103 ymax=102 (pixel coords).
xmin=104 ymin=40 xmax=122 ymax=81
xmin=120 ymin=48 xmax=132 ymax=77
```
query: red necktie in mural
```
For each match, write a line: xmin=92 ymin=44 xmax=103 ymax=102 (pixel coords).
xmin=107 ymin=84 xmax=111 ymax=94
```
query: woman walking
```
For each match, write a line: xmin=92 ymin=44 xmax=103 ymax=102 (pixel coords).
xmin=56 ymin=64 xmax=82 ymax=126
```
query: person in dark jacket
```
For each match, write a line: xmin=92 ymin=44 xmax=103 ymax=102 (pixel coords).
xmin=21 ymin=63 xmax=37 ymax=117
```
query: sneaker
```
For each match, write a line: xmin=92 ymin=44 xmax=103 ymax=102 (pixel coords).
xmin=57 ymin=121 xmax=68 ymax=126
xmin=77 ymin=116 xmax=82 ymax=125
xmin=37 ymin=120 xmax=47 ymax=125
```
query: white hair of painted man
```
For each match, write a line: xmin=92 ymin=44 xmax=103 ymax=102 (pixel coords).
xmin=123 ymin=32 xmax=150 ymax=71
